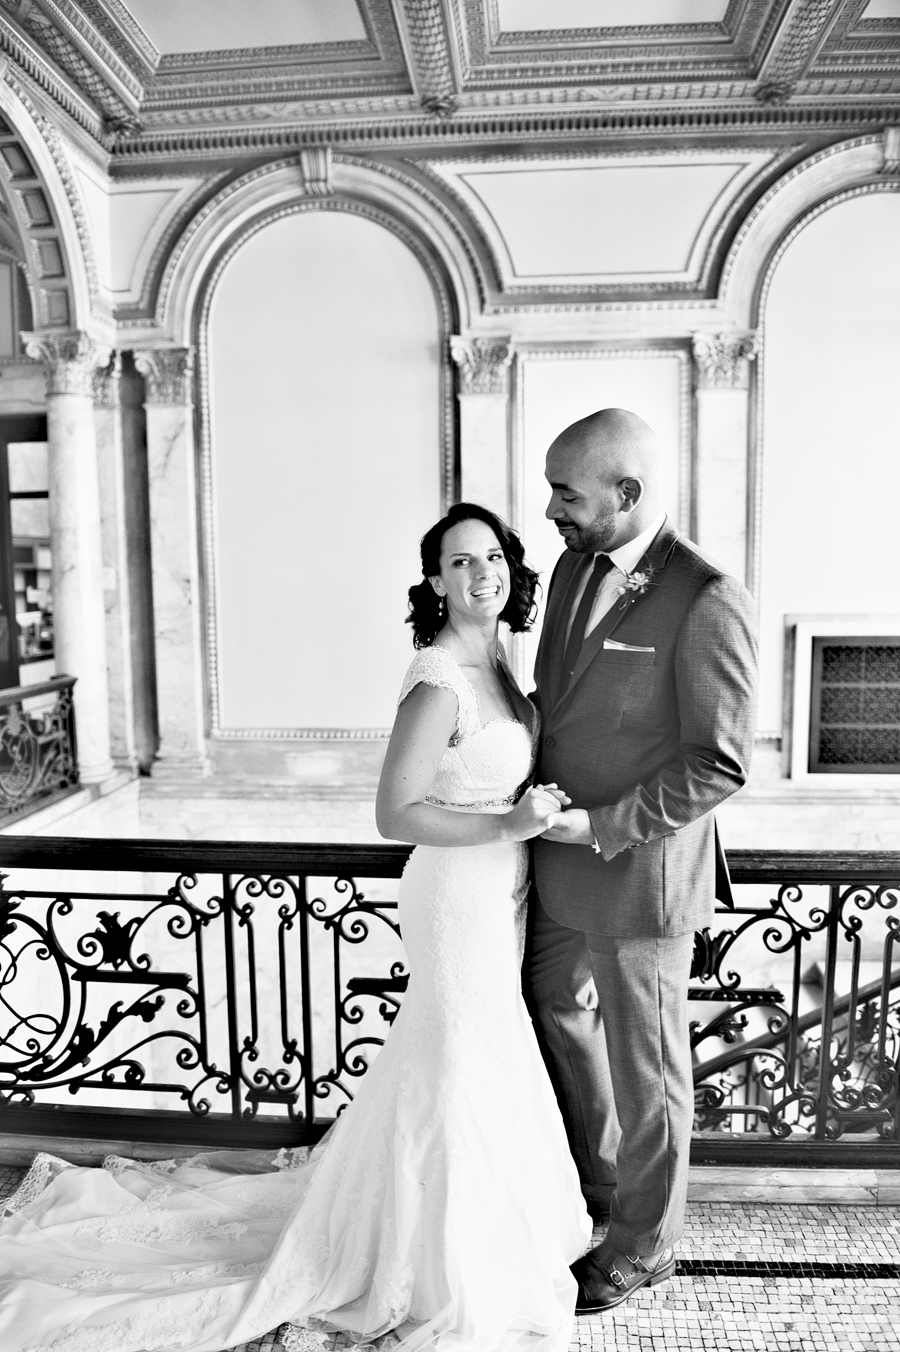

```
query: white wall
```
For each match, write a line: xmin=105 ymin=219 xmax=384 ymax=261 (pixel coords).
xmin=207 ymin=209 xmax=442 ymax=732
xmin=758 ymin=192 xmax=900 ymax=736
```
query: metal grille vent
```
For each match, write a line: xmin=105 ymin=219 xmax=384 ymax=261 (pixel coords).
xmin=809 ymin=638 xmax=900 ymax=773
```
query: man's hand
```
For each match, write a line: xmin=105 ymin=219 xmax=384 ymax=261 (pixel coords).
xmin=540 ymin=808 xmax=595 ymax=846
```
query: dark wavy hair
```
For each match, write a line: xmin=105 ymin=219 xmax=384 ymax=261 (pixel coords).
xmin=406 ymin=502 xmax=539 ymax=649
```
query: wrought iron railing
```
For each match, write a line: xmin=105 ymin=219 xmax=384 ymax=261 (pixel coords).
xmin=0 ymin=837 xmax=897 ymax=1163
xmin=0 ymin=677 xmax=78 ymax=822
xmin=690 ymin=852 xmax=900 ymax=1164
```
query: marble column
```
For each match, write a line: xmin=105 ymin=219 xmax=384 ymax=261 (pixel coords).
xmin=23 ymin=330 xmax=114 ymax=784
xmin=134 ymin=347 xmax=208 ymax=778
xmin=450 ymin=336 xmax=514 ymax=516
xmin=691 ymin=331 xmax=758 ymax=587
xmin=93 ymin=353 xmax=138 ymax=771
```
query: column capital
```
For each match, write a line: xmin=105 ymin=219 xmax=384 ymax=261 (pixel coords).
xmin=134 ymin=347 xmax=195 ymax=405
xmin=92 ymin=351 xmax=122 ymax=409
xmin=692 ymin=331 xmax=758 ymax=391
xmin=450 ymin=336 xmax=514 ymax=396
xmin=23 ymin=331 xmax=112 ymax=397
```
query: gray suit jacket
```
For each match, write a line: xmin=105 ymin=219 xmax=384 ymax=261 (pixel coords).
xmin=532 ymin=522 xmax=758 ymax=938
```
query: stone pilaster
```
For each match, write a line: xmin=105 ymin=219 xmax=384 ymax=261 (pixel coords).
xmin=691 ymin=331 xmax=758 ymax=586
xmin=92 ymin=352 xmax=138 ymax=771
xmin=134 ymin=346 xmax=208 ymax=778
xmin=24 ymin=330 xmax=114 ymax=784
xmin=450 ymin=336 xmax=514 ymax=517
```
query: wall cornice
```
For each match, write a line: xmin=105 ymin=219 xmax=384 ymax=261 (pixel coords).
xmin=0 ymin=11 xmax=106 ymax=142
xmin=108 ymin=99 xmax=900 ymax=167
xmin=0 ymin=0 xmax=897 ymax=159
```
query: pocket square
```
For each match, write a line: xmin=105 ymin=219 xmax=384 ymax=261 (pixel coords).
xmin=603 ymin=639 xmax=656 ymax=653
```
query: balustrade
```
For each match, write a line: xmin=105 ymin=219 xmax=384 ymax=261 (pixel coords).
xmin=0 ymin=677 xmax=78 ymax=822
xmin=0 ymin=838 xmax=897 ymax=1162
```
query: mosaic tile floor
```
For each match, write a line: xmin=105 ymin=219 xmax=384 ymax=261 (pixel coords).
xmin=2 ymin=1166 xmax=898 ymax=1351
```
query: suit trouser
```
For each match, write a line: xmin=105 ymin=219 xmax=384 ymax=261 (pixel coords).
xmin=527 ymin=896 xmax=694 ymax=1258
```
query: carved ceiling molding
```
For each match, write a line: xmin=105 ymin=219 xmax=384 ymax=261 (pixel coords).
xmin=0 ymin=0 xmax=897 ymax=155
xmin=193 ymin=193 xmax=458 ymax=740
xmin=0 ymin=0 xmax=138 ymax=134
xmin=0 ymin=71 xmax=103 ymax=333
xmin=19 ymin=0 xmax=141 ymax=105
xmin=748 ymin=176 xmax=900 ymax=602
xmin=808 ymin=0 xmax=882 ymax=68
xmin=2 ymin=62 xmax=107 ymax=324
xmin=753 ymin=0 xmax=846 ymax=99
xmin=106 ymin=97 xmax=900 ymax=168
xmin=0 ymin=9 xmax=104 ymax=140
xmin=450 ymin=0 xmax=788 ymax=91
xmin=402 ymin=0 xmax=458 ymax=116
xmin=0 ymin=0 xmax=413 ymax=141
xmin=75 ymin=0 xmax=158 ymax=74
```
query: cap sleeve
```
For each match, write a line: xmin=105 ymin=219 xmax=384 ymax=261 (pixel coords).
xmin=398 ymin=646 xmax=480 ymax=742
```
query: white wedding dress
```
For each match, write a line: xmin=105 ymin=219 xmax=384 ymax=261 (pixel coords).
xmin=0 ymin=645 xmax=591 ymax=1352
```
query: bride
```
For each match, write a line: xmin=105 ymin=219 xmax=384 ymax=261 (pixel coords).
xmin=0 ymin=503 xmax=591 ymax=1352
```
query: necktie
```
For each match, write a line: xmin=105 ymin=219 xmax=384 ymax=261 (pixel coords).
xmin=561 ymin=554 xmax=614 ymax=689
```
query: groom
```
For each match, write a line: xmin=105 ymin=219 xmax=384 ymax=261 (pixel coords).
xmin=529 ymin=408 xmax=757 ymax=1312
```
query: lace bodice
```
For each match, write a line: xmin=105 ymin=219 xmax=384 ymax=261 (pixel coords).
xmin=398 ymin=645 xmax=536 ymax=811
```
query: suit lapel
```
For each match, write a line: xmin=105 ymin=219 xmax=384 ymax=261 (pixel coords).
xmin=551 ymin=521 xmax=679 ymax=712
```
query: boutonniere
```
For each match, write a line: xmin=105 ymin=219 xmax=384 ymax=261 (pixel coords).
xmin=615 ymin=565 xmax=655 ymax=610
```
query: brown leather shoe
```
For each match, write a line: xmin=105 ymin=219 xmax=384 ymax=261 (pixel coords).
xmin=572 ymin=1245 xmax=675 ymax=1313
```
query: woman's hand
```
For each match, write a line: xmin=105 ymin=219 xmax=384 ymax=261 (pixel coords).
xmin=506 ymin=784 xmax=569 ymax=841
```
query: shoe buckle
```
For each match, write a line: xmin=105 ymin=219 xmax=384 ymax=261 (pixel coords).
xmin=607 ymin=1264 xmax=627 ymax=1288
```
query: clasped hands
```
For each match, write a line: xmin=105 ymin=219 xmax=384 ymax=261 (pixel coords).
xmin=509 ymin=782 xmax=595 ymax=845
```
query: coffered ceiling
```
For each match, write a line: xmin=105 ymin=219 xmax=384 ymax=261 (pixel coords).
xmin=0 ymin=0 xmax=897 ymax=159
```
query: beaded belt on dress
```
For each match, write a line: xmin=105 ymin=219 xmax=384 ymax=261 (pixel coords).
xmin=425 ymin=794 xmax=516 ymax=813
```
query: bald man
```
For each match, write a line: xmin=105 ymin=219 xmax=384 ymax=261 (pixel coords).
xmin=528 ymin=408 xmax=757 ymax=1312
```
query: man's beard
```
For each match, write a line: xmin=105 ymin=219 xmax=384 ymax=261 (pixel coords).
xmin=560 ymin=507 xmax=616 ymax=554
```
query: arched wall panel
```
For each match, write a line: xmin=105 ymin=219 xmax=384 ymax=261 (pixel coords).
xmin=757 ymin=189 xmax=900 ymax=736
xmin=203 ymin=207 xmax=443 ymax=735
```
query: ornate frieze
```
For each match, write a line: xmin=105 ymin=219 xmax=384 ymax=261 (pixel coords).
xmin=134 ymin=347 xmax=194 ymax=405
xmin=23 ymin=330 xmax=112 ymax=396
xmin=692 ymin=332 xmax=758 ymax=391
xmin=450 ymin=336 xmax=513 ymax=395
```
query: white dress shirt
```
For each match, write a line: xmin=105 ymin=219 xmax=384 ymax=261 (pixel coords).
xmin=565 ymin=510 xmax=667 ymax=645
